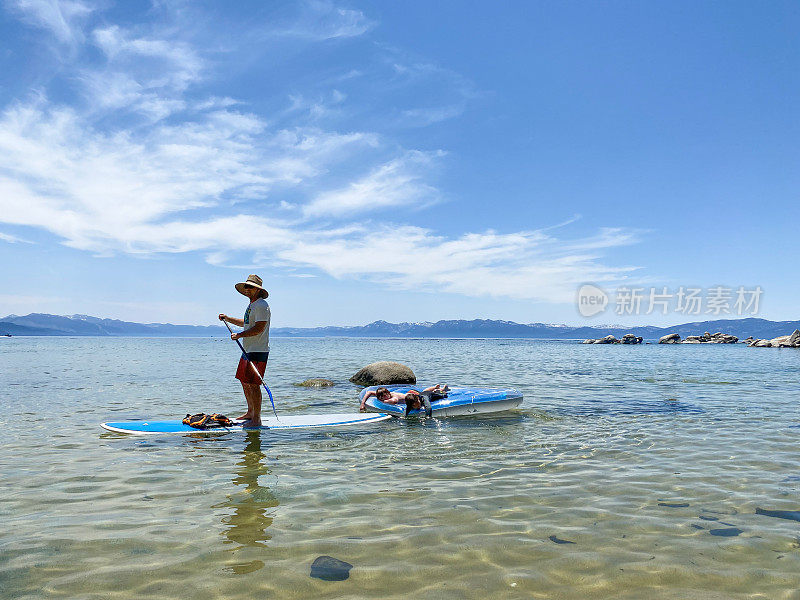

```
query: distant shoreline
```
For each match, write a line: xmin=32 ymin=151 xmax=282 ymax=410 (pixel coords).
xmin=2 ymin=313 xmax=799 ymax=340
xmin=0 ymin=334 xmax=775 ymax=343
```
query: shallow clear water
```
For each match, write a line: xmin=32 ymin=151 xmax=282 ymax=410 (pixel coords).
xmin=2 ymin=337 xmax=800 ymax=599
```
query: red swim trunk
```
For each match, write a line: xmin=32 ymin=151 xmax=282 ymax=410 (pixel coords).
xmin=235 ymin=356 xmax=267 ymax=384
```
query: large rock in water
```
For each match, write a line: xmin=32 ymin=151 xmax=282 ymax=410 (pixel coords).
xmin=683 ymin=332 xmax=738 ymax=344
xmin=749 ymin=329 xmax=800 ymax=348
xmin=349 ymin=361 xmax=416 ymax=386
xmin=659 ymin=333 xmax=681 ymax=344
xmin=581 ymin=334 xmax=641 ymax=344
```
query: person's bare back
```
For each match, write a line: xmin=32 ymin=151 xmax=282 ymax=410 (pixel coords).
xmin=360 ymin=387 xmax=405 ymax=410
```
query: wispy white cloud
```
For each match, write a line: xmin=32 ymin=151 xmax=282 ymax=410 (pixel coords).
xmin=303 ymin=150 xmax=443 ymax=218
xmin=9 ymin=0 xmax=93 ymax=45
xmin=0 ymin=0 xmax=644 ymax=306
xmin=0 ymin=231 xmax=33 ymax=243
xmin=388 ymin=56 xmax=482 ymax=127
xmin=279 ymin=225 xmax=640 ymax=303
xmin=278 ymin=0 xmax=375 ymax=41
xmin=401 ymin=105 xmax=466 ymax=126
xmin=76 ymin=24 xmax=204 ymax=120
xmin=286 ymin=89 xmax=348 ymax=121
xmin=91 ymin=25 xmax=202 ymax=88
xmin=194 ymin=97 xmax=240 ymax=111
xmin=0 ymin=101 xmax=377 ymax=252
xmin=0 ymin=100 xmax=641 ymax=301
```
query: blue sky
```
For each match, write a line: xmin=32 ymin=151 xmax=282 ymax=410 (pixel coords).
xmin=0 ymin=0 xmax=798 ymax=327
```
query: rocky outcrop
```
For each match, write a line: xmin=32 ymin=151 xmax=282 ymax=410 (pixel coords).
xmin=349 ymin=361 xmax=416 ymax=386
xmin=582 ymin=334 xmax=642 ymax=344
xmin=582 ymin=335 xmax=617 ymax=344
xmin=682 ymin=331 xmax=738 ymax=344
xmin=581 ymin=330 xmax=746 ymax=345
xmin=294 ymin=378 xmax=335 ymax=388
xmin=747 ymin=329 xmax=800 ymax=348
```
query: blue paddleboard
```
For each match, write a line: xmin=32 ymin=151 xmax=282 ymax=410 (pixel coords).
xmin=101 ymin=413 xmax=391 ymax=434
xmin=360 ymin=385 xmax=523 ymax=417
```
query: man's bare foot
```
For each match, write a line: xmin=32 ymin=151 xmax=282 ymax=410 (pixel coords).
xmin=236 ymin=413 xmax=252 ymax=421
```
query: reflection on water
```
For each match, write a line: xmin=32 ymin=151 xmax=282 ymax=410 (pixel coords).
xmin=215 ymin=431 xmax=279 ymax=574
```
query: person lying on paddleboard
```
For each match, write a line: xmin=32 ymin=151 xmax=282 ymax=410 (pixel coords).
xmin=219 ymin=274 xmax=271 ymax=427
xmin=403 ymin=385 xmax=450 ymax=411
xmin=360 ymin=384 xmax=450 ymax=411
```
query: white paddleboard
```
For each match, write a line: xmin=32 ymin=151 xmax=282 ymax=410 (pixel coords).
xmin=101 ymin=413 xmax=392 ymax=435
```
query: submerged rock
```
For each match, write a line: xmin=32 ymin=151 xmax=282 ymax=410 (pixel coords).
xmin=294 ymin=378 xmax=335 ymax=388
xmin=349 ymin=361 xmax=416 ymax=386
xmin=755 ymin=507 xmax=800 ymax=522
xmin=548 ymin=535 xmax=575 ymax=544
xmin=310 ymin=555 xmax=353 ymax=581
xmin=709 ymin=527 xmax=743 ymax=537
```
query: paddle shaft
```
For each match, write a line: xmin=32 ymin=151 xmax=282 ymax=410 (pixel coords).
xmin=223 ymin=319 xmax=277 ymax=419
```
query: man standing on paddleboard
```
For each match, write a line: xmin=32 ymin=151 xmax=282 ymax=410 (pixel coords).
xmin=219 ymin=274 xmax=271 ymax=427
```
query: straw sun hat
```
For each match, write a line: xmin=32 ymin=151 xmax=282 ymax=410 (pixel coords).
xmin=235 ymin=274 xmax=269 ymax=299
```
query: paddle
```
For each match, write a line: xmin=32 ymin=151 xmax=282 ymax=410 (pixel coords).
xmin=222 ymin=319 xmax=278 ymax=419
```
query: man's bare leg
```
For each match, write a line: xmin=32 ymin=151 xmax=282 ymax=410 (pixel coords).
xmin=242 ymin=383 xmax=262 ymax=426
xmin=237 ymin=381 xmax=254 ymax=420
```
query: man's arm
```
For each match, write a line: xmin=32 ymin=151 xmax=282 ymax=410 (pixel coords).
xmin=360 ymin=390 xmax=376 ymax=410
xmin=234 ymin=321 xmax=266 ymax=339
xmin=219 ymin=314 xmax=244 ymax=327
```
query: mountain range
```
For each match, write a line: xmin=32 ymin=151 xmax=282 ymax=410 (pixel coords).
xmin=1 ymin=313 xmax=798 ymax=339
xmin=0 ymin=314 xmax=223 ymax=337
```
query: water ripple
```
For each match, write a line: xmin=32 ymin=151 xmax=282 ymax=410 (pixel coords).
xmin=2 ymin=337 xmax=800 ymax=598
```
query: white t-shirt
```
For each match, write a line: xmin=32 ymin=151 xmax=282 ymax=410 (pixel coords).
xmin=242 ymin=298 xmax=270 ymax=354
